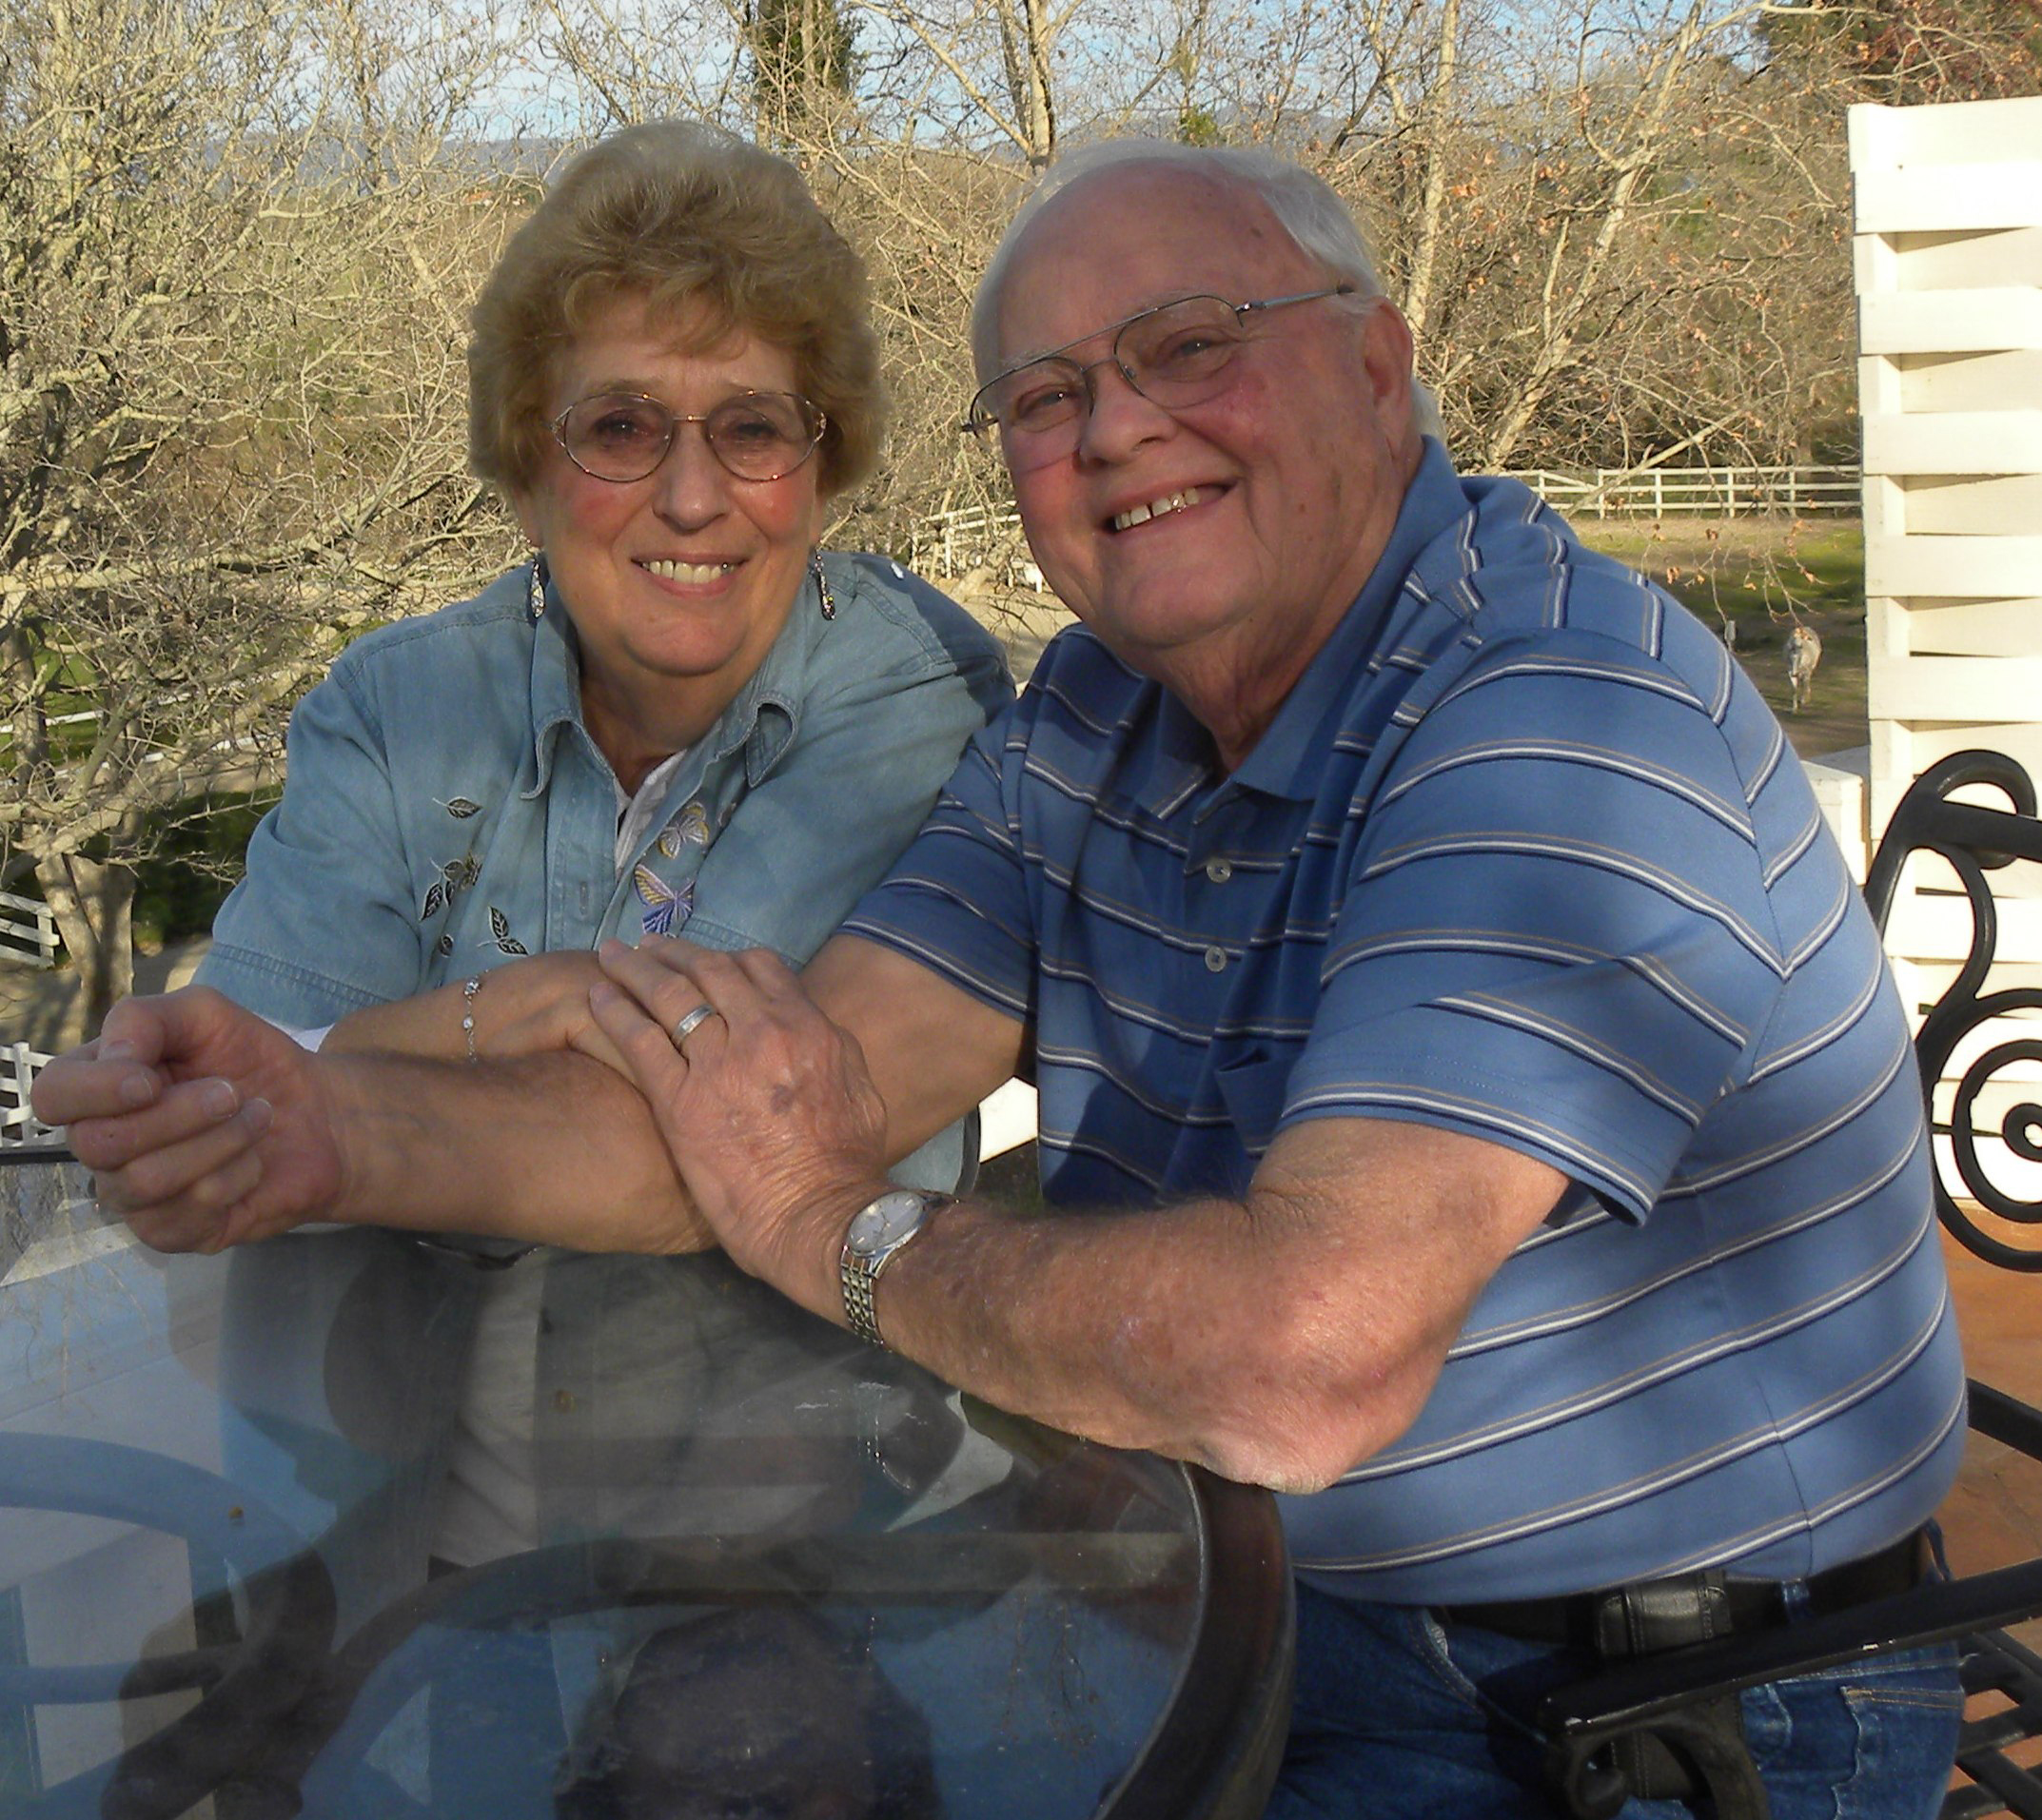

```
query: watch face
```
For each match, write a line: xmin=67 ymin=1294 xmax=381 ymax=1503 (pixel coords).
xmin=848 ymin=1192 xmax=922 ymax=1258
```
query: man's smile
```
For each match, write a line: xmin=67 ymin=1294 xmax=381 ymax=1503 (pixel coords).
xmin=1108 ymin=484 xmax=1218 ymax=533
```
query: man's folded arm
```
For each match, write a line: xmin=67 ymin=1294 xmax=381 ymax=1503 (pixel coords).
xmin=37 ymin=987 xmax=712 ymax=1254
xmin=38 ymin=932 xmax=1021 ymax=1257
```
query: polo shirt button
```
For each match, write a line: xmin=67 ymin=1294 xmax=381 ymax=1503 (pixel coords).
xmin=1204 ymin=946 xmax=1227 ymax=972
xmin=1206 ymin=857 xmax=1233 ymax=884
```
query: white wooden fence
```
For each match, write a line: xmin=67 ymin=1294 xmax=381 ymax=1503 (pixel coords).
xmin=910 ymin=503 xmax=1045 ymax=585
xmin=0 ymin=1042 xmax=57 ymax=1148
xmin=916 ymin=464 xmax=1863 ymax=577
xmin=1507 ymin=465 xmax=1860 ymax=518
xmin=0 ymin=890 xmax=57 ymax=969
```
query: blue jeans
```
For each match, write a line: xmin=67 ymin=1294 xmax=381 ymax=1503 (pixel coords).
xmin=1267 ymin=1582 xmax=1963 ymax=1818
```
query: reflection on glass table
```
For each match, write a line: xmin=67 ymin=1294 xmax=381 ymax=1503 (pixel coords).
xmin=0 ymin=1153 xmax=1291 ymax=1819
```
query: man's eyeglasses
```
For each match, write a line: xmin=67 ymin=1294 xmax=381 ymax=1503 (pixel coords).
xmin=962 ymin=286 xmax=1356 ymax=471
xmin=553 ymin=391 xmax=827 ymax=484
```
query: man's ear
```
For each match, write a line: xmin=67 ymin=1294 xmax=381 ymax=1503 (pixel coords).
xmin=1358 ymin=298 xmax=1420 ymax=449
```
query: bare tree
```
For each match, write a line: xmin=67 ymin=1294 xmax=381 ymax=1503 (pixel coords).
xmin=19 ymin=0 xmax=2038 ymax=1033
xmin=1759 ymin=0 xmax=2042 ymax=103
xmin=0 ymin=0 xmax=523 ymax=1022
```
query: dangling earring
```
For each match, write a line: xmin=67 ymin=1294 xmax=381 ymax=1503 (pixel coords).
xmin=527 ymin=552 xmax=548 ymax=625
xmin=813 ymin=552 xmax=836 ymax=621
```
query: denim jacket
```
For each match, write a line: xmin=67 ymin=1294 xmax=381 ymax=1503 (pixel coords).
xmin=198 ymin=555 xmax=1010 ymax=1623
xmin=204 ymin=551 xmax=1010 ymax=1040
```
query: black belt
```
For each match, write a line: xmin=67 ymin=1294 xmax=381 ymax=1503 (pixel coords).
xmin=1439 ymin=1526 xmax=1928 ymax=1654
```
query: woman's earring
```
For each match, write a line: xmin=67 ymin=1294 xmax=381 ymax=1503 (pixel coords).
xmin=813 ymin=552 xmax=836 ymax=621
xmin=527 ymin=551 xmax=548 ymax=625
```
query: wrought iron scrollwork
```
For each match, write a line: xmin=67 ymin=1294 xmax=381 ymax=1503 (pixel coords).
xmin=1865 ymin=750 xmax=2042 ymax=1271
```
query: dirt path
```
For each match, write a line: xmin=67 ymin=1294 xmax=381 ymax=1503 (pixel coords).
xmin=1726 ymin=608 xmax=1868 ymax=761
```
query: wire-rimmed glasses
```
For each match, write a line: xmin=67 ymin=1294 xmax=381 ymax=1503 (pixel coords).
xmin=962 ymin=286 xmax=1356 ymax=471
xmin=554 ymin=391 xmax=828 ymax=484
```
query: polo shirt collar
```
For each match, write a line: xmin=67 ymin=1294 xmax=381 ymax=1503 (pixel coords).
xmin=1219 ymin=437 xmax=1466 ymax=805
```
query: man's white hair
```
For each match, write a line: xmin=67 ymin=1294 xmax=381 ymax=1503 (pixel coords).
xmin=971 ymin=138 xmax=1444 ymax=440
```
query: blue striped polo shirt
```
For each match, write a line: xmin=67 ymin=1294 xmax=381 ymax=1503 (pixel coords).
xmin=844 ymin=440 xmax=1965 ymax=1602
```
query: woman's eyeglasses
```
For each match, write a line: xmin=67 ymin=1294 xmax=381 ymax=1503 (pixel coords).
xmin=553 ymin=391 xmax=827 ymax=484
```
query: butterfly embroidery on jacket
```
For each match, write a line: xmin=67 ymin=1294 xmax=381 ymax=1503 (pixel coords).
xmin=634 ymin=798 xmax=711 ymax=937
xmin=633 ymin=866 xmax=695 ymax=938
xmin=659 ymin=799 xmax=713 ymax=857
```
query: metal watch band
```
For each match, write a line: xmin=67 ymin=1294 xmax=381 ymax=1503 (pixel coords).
xmin=839 ymin=1190 xmax=952 ymax=1349
xmin=842 ymin=1251 xmax=886 ymax=1347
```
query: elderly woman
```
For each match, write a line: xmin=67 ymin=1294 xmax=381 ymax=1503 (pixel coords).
xmin=189 ymin=119 xmax=1007 ymax=1687
xmin=207 ymin=121 xmax=1004 ymax=1079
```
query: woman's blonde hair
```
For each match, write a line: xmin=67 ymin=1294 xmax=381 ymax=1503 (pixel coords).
xmin=469 ymin=120 xmax=882 ymax=499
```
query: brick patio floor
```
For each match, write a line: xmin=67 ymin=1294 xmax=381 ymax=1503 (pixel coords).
xmin=1939 ymin=1229 xmax=2042 ymax=1656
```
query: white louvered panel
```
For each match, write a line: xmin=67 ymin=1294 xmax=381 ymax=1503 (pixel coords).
xmin=1867 ymin=724 xmax=2042 ymax=856
xmin=1902 ymin=474 xmax=2042 ymax=536
xmin=1868 ymin=653 xmax=2042 ymax=722
xmin=1859 ymin=288 xmax=2042 ymax=355
xmin=1893 ymin=723 xmax=2042 ymax=783
xmin=1876 ymin=226 xmax=2042 ymax=292
xmin=1865 ymin=535 xmax=2042 ymax=599
xmin=1867 ymin=720 xmax=1917 ymax=850
xmin=1852 ymin=96 xmax=2042 ymax=171
xmin=1853 ymin=98 xmax=2042 ymax=986
xmin=1888 ymin=956 xmax=1958 ymax=1026
xmin=1896 ymin=348 xmax=2042 ymax=415
xmin=1883 ymin=889 xmax=2042 ymax=967
xmin=1855 ymin=165 xmax=2042 ymax=234
xmin=1894 ymin=597 xmax=2042 ymax=658
xmin=1863 ymin=409 xmax=2042 ymax=475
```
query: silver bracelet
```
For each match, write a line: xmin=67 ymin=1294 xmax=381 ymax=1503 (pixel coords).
xmin=461 ymin=973 xmax=483 ymax=1063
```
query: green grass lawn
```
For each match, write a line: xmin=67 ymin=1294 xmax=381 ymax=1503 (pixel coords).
xmin=1574 ymin=519 xmax=1868 ymax=757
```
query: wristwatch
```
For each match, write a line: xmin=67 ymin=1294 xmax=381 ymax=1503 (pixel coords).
xmin=840 ymin=1188 xmax=952 ymax=1348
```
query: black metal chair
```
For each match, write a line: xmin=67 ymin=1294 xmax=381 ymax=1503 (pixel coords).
xmin=1540 ymin=750 xmax=2042 ymax=1820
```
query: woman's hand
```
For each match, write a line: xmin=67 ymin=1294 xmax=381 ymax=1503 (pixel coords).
xmin=326 ymin=950 xmax=629 ymax=1071
xmin=588 ymin=939 xmax=892 ymax=1315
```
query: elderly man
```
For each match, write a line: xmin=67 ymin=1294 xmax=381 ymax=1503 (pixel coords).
xmin=41 ymin=143 xmax=1962 ymax=1817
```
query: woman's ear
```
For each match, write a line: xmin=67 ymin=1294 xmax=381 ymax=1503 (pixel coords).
xmin=507 ymin=485 xmax=545 ymax=546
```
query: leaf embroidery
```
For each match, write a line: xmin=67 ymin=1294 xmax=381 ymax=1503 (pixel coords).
xmin=435 ymin=932 xmax=454 ymax=957
xmin=443 ymin=797 xmax=482 ymax=820
xmin=633 ymin=865 xmax=694 ymax=939
xmin=421 ymin=852 xmax=480 ymax=927
xmin=488 ymin=906 xmax=528 ymax=955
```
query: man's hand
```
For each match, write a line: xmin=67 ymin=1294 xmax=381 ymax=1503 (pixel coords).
xmin=32 ymin=988 xmax=348 ymax=1253
xmin=588 ymin=939 xmax=891 ymax=1316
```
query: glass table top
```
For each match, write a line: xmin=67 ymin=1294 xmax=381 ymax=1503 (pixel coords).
xmin=0 ymin=1153 xmax=1290 ymax=1819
